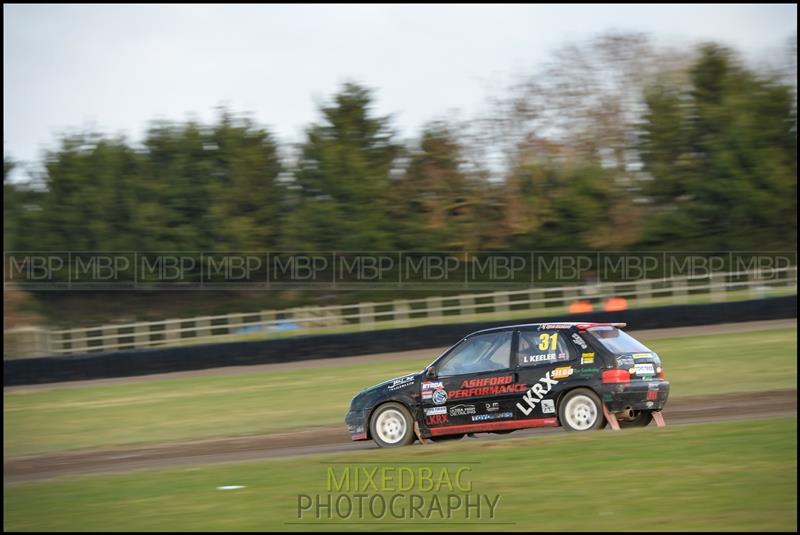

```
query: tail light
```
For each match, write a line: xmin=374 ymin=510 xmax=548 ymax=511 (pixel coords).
xmin=657 ymin=367 xmax=665 ymax=379
xmin=602 ymin=369 xmax=631 ymax=384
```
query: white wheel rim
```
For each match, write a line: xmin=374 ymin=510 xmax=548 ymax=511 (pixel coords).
xmin=564 ymin=395 xmax=598 ymax=431
xmin=375 ymin=408 xmax=407 ymax=444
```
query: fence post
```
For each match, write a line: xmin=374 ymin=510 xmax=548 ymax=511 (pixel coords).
xmin=393 ymin=300 xmax=409 ymax=325
xmin=3 ymin=327 xmax=52 ymax=358
xmin=48 ymin=329 xmax=60 ymax=355
xmin=527 ymin=289 xmax=540 ymax=311
xmin=259 ymin=310 xmax=276 ymax=331
xmin=226 ymin=313 xmax=243 ymax=335
xmin=672 ymin=276 xmax=688 ymax=304
xmin=494 ymin=293 xmax=510 ymax=313
xmin=636 ymin=280 xmax=652 ymax=307
xmin=459 ymin=294 xmax=475 ymax=317
xmin=196 ymin=317 xmax=212 ymax=339
xmin=164 ymin=319 xmax=181 ymax=343
xmin=134 ymin=323 xmax=150 ymax=349
xmin=322 ymin=306 xmax=341 ymax=328
xmin=69 ymin=328 xmax=88 ymax=354
xmin=426 ymin=297 xmax=442 ymax=319
xmin=359 ymin=302 xmax=375 ymax=331
xmin=711 ymin=273 xmax=726 ymax=302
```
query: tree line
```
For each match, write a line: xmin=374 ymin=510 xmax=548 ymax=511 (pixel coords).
xmin=4 ymin=36 xmax=797 ymax=256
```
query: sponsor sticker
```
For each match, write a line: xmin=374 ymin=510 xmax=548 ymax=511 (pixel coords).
xmin=516 ymin=371 xmax=559 ymax=416
xmin=551 ymin=366 xmax=573 ymax=379
xmin=539 ymin=323 xmax=572 ymax=330
xmin=421 ymin=391 xmax=433 ymax=400
xmin=485 ymin=402 xmax=499 ymax=412
xmin=581 ymin=352 xmax=595 ymax=364
xmin=471 ymin=412 xmax=513 ymax=422
xmin=448 ymin=376 xmax=527 ymax=399
xmin=449 ymin=404 xmax=477 ymax=416
xmin=541 ymin=399 xmax=555 ymax=414
xmin=421 ymin=381 xmax=443 ymax=390
xmin=633 ymin=353 xmax=653 ymax=360
xmin=388 ymin=375 xmax=415 ymax=391
xmin=426 ymin=413 xmax=448 ymax=425
xmin=616 ymin=356 xmax=635 ymax=368
xmin=424 ymin=406 xmax=447 ymax=416
xmin=461 ymin=375 xmax=512 ymax=388
xmin=572 ymin=333 xmax=588 ymax=349
xmin=573 ymin=367 xmax=600 ymax=377
xmin=432 ymin=388 xmax=448 ymax=405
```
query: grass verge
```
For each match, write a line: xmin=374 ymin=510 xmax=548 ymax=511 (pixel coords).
xmin=4 ymin=417 xmax=797 ymax=531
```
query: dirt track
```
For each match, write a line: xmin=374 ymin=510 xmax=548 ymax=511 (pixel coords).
xmin=5 ymin=389 xmax=796 ymax=483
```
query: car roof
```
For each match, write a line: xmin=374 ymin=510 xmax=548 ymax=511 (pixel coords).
xmin=465 ymin=322 xmax=627 ymax=338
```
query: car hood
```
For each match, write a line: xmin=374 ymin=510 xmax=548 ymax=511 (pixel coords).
xmin=367 ymin=371 xmax=421 ymax=393
xmin=350 ymin=371 xmax=423 ymax=408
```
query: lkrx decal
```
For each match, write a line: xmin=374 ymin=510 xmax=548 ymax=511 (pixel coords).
xmin=516 ymin=371 xmax=559 ymax=416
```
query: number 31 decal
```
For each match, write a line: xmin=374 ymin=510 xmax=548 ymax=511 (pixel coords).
xmin=538 ymin=333 xmax=558 ymax=351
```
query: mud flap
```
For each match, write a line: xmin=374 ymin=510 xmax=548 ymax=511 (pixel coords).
xmin=602 ymin=403 xmax=621 ymax=431
xmin=414 ymin=421 xmax=427 ymax=444
xmin=652 ymin=410 xmax=666 ymax=428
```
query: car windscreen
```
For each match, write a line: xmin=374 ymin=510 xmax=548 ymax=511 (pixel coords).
xmin=586 ymin=326 xmax=652 ymax=354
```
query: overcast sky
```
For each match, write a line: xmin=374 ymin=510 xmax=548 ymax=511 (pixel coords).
xmin=3 ymin=4 xmax=797 ymax=173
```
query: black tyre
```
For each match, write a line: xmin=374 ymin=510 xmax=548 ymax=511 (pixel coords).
xmin=369 ymin=402 xmax=416 ymax=448
xmin=429 ymin=433 xmax=465 ymax=442
xmin=558 ymin=388 xmax=606 ymax=432
xmin=618 ymin=410 xmax=653 ymax=429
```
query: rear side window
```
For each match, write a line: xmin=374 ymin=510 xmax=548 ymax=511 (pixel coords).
xmin=517 ymin=330 xmax=572 ymax=366
xmin=587 ymin=327 xmax=652 ymax=354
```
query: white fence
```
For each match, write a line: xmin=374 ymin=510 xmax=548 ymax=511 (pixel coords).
xmin=4 ymin=266 xmax=797 ymax=358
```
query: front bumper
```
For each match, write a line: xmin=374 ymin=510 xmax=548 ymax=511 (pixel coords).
xmin=601 ymin=380 xmax=670 ymax=412
xmin=345 ymin=409 xmax=369 ymax=440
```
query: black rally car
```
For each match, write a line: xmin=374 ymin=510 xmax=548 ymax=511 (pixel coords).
xmin=345 ymin=322 xmax=669 ymax=447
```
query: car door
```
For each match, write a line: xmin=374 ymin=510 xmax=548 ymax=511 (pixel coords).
xmin=514 ymin=328 xmax=577 ymax=420
xmin=420 ymin=330 xmax=523 ymax=434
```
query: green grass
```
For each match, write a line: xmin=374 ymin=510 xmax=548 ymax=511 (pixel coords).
xmin=4 ymin=327 xmax=796 ymax=458
xmin=4 ymin=417 xmax=797 ymax=531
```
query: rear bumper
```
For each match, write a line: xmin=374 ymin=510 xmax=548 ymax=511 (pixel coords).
xmin=601 ymin=380 xmax=670 ymax=412
xmin=345 ymin=409 xmax=369 ymax=440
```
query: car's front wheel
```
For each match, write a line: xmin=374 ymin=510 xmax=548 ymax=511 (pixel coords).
xmin=559 ymin=389 xmax=606 ymax=432
xmin=370 ymin=402 xmax=415 ymax=448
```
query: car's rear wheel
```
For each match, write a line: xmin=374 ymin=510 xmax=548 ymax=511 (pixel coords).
xmin=559 ymin=389 xmax=606 ymax=432
xmin=618 ymin=410 xmax=653 ymax=428
xmin=370 ymin=402 xmax=415 ymax=448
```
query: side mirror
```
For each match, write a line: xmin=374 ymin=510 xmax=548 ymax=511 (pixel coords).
xmin=424 ymin=366 xmax=437 ymax=379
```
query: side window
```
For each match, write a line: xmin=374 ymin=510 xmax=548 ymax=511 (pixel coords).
xmin=517 ymin=330 xmax=573 ymax=366
xmin=438 ymin=332 xmax=512 ymax=376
